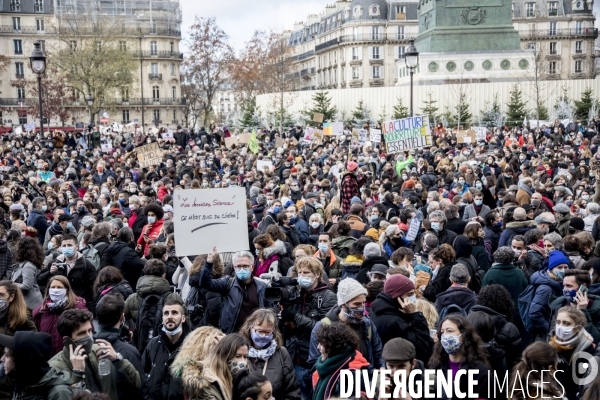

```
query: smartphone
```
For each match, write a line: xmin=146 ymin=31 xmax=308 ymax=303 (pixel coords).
xmin=580 ymin=285 xmax=589 ymax=294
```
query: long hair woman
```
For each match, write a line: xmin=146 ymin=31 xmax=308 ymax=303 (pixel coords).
xmin=187 ymin=253 xmax=225 ymax=328
xmin=181 ymin=333 xmax=249 ymax=400
xmin=0 ymin=280 xmax=37 ymax=335
xmin=239 ymin=309 xmax=300 ymax=400
xmin=509 ymin=342 xmax=564 ymax=400
xmin=11 ymin=236 xmax=43 ymax=310
xmin=232 ymin=369 xmax=273 ymax=400
xmin=32 ymin=275 xmax=88 ymax=356
xmin=171 ymin=325 xmax=225 ymax=380
xmin=93 ymin=266 xmax=133 ymax=305
xmin=463 ymin=221 xmax=491 ymax=273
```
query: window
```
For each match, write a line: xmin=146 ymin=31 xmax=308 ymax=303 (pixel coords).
xmin=170 ymin=63 xmax=175 ymax=75
xmin=170 ymin=42 xmax=174 ymax=53
xmin=371 ymin=46 xmax=380 ymax=59
xmin=576 ymin=21 xmax=582 ymax=34
xmin=122 ymin=110 xmax=130 ymax=123
xmin=575 ymin=60 xmax=582 ymax=73
xmin=352 ymin=67 xmax=360 ymax=79
xmin=526 ymin=42 xmax=536 ymax=50
xmin=121 ymin=88 xmax=129 ymax=101
xmin=36 ymin=19 xmax=44 ymax=32
xmin=151 ymin=63 xmax=158 ymax=75
xmin=10 ymin=0 xmax=20 ymax=12
xmin=17 ymin=87 xmax=25 ymax=99
xmin=352 ymin=47 xmax=360 ymax=60
xmin=15 ymin=62 xmax=24 ymax=78
xmin=19 ymin=116 xmax=27 ymax=125
xmin=150 ymin=41 xmax=157 ymax=56
xmin=372 ymin=26 xmax=381 ymax=40
xmin=39 ymin=40 xmax=45 ymax=52
xmin=548 ymin=2 xmax=558 ymax=16
xmin=372 ymin=66 xmax=381 ymax=79
xmin=526 ymin=3 xmax=535 ymax=17
xmin=396 ymin=5 xmax=406 ymax=18
xmin=116 ymin=1 xmax=125 ymax=14
xmin=353 ymin=6 xmax=363 ymax=17
xmin=549 ymin=61 xmax=557 ymax=74
xmin=352 ymin=27 xmax=359 ymax=40
xmin=34 ymin=0 xmax=43 ymax=12
xmin=152 ymin=86 xmax=159 ymax=100
xmin=171 ymin=86 xmax=176 ymax=99
xmin=550 ymin=42 xmax=557 ymax=54
xmin=119 ymin=41 xmax=127 ymax=52
xmin=549 ymin=22 xmax=557 ymax=35
xmin=369 ymin=5 xmax=380 ymax=16
xmin=172 ymin=110 xmax=177 ymax=122
xmin=576 ymin=41 xmax=583 ymax=53
xmin=397 ymin=26 xmax=405 ymax=40
xmin=13 ymin=40 xmax=22 ymax=55
xmin=12 ymin=17 xmax=21 ymax=32
xmin=397 ymin=46 xmax=406 ymax=58
xmin=153 ymin=109 xmax=160 ymax=123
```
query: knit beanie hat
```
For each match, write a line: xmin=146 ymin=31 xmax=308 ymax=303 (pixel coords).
xmin=384 ymin=275 xmax=415 ymax=299
xmin=382 ymin=338 xmax=416 ymax=362
xmin=337 ymin=278 xmax=368 ymax=306
xmin=569 ymin=217 xmax=585 ymax=231
xmin=405 ymin=180 xmax=415 ymax=189
xmin=548 ymin=250 xmax=570 ymax=270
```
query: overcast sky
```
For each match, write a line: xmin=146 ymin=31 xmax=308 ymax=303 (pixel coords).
xmin=180 ymin=0 xmax=325 ymax=53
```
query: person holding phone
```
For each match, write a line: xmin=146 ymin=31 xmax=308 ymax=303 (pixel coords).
xmin=548 ymin=269 xmax=600 ymax=344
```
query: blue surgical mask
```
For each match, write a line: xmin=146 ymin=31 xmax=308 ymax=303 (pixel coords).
xmin=474 ymin=200 xmax=483 ymax=206
xmin=405 ymin=295 xmax=417 ymax=304
xmin=41 ymin=205 xmax=47 ymax=212
xmin=431 ymin=222 xmax=441 ymax=232
xmin=147 ymin=216 xmax=156 ymax=224
xmin=440 ymin=334 xmax=462 ymax=354
xmin=289 ymin=217 xmax=297 ymax=225
xmin=47 ymin=242 xmax=54 ymax=250
xmin=272 ymin=206 xmax=281 ymax=214
xmin=495 ymin=221 xmax=503 ymax=228
xmin=61 ymin=247 xmax=75 ymax=257
xmin=318 ymin=243 xmax=329 ymax=253
xmin=251 ymin=329 xmax=273 ymax=348
xmin=554 ymin=269 xmax=565 ymax=280
xmin=67 ymin=222 xmax=73 ymax=230
xmin=475 ymin=184 xmax=482 ymax=189
xmin=297 ymin=277 xmax=313 ymax=289
xmin=370 ymin=215 xmax=379 ymax=222
xmin=236 ymin=269 xmax=251 ymax=281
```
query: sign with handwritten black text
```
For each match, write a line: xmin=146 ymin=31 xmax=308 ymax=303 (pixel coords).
xmin=173 ymin=187 xmax=249 ymax=256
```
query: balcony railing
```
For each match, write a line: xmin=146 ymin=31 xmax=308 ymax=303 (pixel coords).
xmin=0 ymin=98 xmax=35 ymax=106
xmin=148 ymin=73 xmax=163 ymax=81
xmin=297 ymin=50 xmax=315 ymax=61
xmin=0 ymin=25 xmax=44 ymax=34
xmin=519 ymin=28 xmax=598 ymax=39
xmin=55 ymin=27 xmax=181 ymax=38
xmin=315 ymin=38 xmax=339 ymax=52
xmin=57 ymin=98 xmax=187 ymax=106
xmin=136 ymin=51 xmax=184 ymax=59
xmin=300 ymin=68 xmax=316 ymax=77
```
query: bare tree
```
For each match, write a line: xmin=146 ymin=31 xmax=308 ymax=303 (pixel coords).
xmin=180 ymin=68 xmax=203 ymax=129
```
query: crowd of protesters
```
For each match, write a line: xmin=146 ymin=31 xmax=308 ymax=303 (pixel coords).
xmin=1 ymin=117 xmax=600 ymax=400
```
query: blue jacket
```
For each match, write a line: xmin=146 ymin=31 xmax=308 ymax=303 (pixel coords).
xmin=26 ymin=209 xmax=49 ymax=245
xmin=307 ymin=305 xmax=384 ymax=370
xmin=294 ymin=218 xmax=310 ymax=244
xmin=529 ymin=270 xmax=563 ymax=335
xmin=198 ymin=262 xmax=271 ymax=334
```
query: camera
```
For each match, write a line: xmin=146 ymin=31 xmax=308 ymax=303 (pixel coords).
xmin=54 ymin=263 xmax=66 ymax=270
xmin=187 ymin=304 xmax=205 ymax=325
xmin=264 ymin=276 xmax=298 ymax=303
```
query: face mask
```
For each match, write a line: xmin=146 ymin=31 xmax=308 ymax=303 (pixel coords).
xmin=476 ymin=184 xmax=482 ymax=190
xmin=72 ymin=335 xmax=93 ymax=355
xmin=343 ymin=303 xmax=365 ymax=324
xmin=47 ymin=242 xmax=54 ymax=250
xmin=474 ymin=200 xmax=483 ymax=206
xmin=512 ymin=248 xmax=522 ymax=258
xmin=41 ymin=205 xmax=48 ymax=212
xmin=495 ymin=221 xmax=503 ymax=228
xmin=162 ymin=324 xmax=182 ymax=336
xmin=298 ymin=277 xmax=314 ymax=289
xmin=49 ymin=288 xmax=67 ymax=302
xmin=554 ymin=269 xmax=565 ymax=280
xmin=563 ymin=288 xmax=578 ymax=302
xmin=566 ymin=200 xmax=574 ymax=207
xmin=251 ymin=330 xmax=273 ymax=348
xmin=318 ymin=243 xmax=329 ymax=253
xmin=289 ymin=217 xmax=297 ymax=225
xmin=405 ymin=295 xmax=417 ymax=304
xmin=556 ymin=325 xmax=578 ymax=341
xmin=370 ymin=215 xmax=379 ymax=222
xmin=583 ymin=195 xmax=590 ymax=201
xmin=61 ymin=247 xmax=75 ymax=257
xmin=310 ymin=222 xmax=320 ymax=229
xmin=531 ymin=200 xmax=540 ymax=207
xmin=236 ymin=269 xmax=251 ymax=281
xmin=228 ymin=360 xmax=247 ymax=374
xmin=0 ymin=299 xmax=8 ymax=313
xmin=272 ymin=206 xmax=281 ymax=214
xmin=147 ymin=216 xmax=156 ymax=224
xmin=431 ymin=222 xmax=441 ymax=232
xmin=440 ymin=334 xmax=462 ymax=354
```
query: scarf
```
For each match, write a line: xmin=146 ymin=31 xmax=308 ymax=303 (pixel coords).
xmin=518 ymin=182 xmax=534 ymax=196
xmin=248 ymin=340 xmax=277 ymax=361
xmin=46 ymin=296 xmax=68 ymax=312
xmin=313 ymin=347 xmax=355 ymax=400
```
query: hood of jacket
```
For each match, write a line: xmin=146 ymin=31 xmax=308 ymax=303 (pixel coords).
xmin=107 ymin=240 xmax=133 ymax=255
xmin=332 ymin=235 xmax=356 ymax=248
xmin=90 ymin=236 xmax=110 ymax=247
xmin=262 ymin=240 xmax=287 ymax=259
xmin=371 ymin=292 xmax=402 ymax=316
xmin=135 ymin=275 xmax=172 ymax=297
xmin=436 ymin=286 xmax=477 ymax=309
xmin=505 ymin=220 xmax=537 ymax=230
xmin=530 ymin=270 xmax=562 ymax=292
xmin=181 ymin=360 xmax=228 ymax=400
xmin=453 ymin=235 xmax=473 ymax=258
xmin=28 ymin=367 xmax=71 ymax=393
xmin=341 ymin=255 xmax=363 ymax=268
xmin=13 ymin=331 xmax=52 ymax=391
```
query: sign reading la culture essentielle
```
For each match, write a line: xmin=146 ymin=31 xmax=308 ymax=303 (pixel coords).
xmin=382 ymin=115 xmax=432 ymax=154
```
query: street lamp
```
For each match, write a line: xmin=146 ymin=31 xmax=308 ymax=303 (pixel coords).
xmin=404 ymin=39 xmax=419 ymax=117
xmin=137 ymin=31 xmax=145 ymax=134
xmin=29 ymin=41 xmax=46 ymax=135
xmin=86 ymin=92 xmax=94 ymax=148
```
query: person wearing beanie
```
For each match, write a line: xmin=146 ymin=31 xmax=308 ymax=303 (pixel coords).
xmin=340 ymin=161 xmax=367 ymax=214
xmin=553 ymin=203 xmax=573 ymax=237
xmin=528 ymin=250 xmax=568 ymax=340
xmin=370 ymin=275 xmax=433 ymax=364
xmin=307 ymin=278 xmax=384 ymax=372
xmin=569 ymin=217 xmax=585 ymax=234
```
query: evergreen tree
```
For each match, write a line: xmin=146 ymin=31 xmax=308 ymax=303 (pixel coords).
xmin=392 ymin=97 xmax=409 ymax=120
xmin=506 ymin=83 xmax=527 ymax=125
xmin=537 ymin=103 xmax=549 ymax=121
xmin=238 ymin=96 xmax=262 ymax=128
xmin=268 ymin=108 xmax=294 ymax=128
xmin=378 ymin=105 xmax=388 ymax=124
xmin=301 ymin=90 xmax=337 ymax=124
xmin=553 ymin=84 xmax=574 ymax=120
xmin=453 ymin=88 xmax=472 ymax=128
xmin=574 ymin=87 xmax=595 ymax=121
xmin=350 ymin=100 xmax=373 ymax=127
xmin=479 ymin=94 xmax=505 ymax=129
xmin=420 ymin=92 xmax=439 ymax=122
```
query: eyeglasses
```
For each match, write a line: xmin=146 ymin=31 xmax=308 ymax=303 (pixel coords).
xmin=234 ymin=265 xmax=252 ymax=271
xmin=254 ymin=329 xmax=273 ymax=336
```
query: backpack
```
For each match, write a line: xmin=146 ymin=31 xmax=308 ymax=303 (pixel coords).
xmin=385 ymin=207 xmax=396 ymax=221
xmin=436 ymin=304 xmax=468 ymax=329
xmin=518 ymin=284 xmax=537 ymax=331
xmin=322 ymin=317 xmax=372 ymax=341
xmin=81 ymin=245 xmax=100 ymax=270
xmin=135 ymin=291 xmax=171 ymax=353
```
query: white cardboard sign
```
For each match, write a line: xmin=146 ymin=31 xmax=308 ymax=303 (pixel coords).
xmin=405 ymin=218 xmax=421 ymax=242
xmin=257 ymin=160 xmax=274 ymax=171
xmin=370 ymin=128 xmax=382 ymax=143
xmin=101 ymin=143 xmax=113 ymax=153
xmin=173 ymin=187 xmax=249 ymax=256
xmin=332 ymin=122 xmax=344 ymax=136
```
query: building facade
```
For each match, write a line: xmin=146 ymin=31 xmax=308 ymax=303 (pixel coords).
xmin=282 ymin=0 xmax=597 ymax=91
xmin=0 ymin=0 xmax=184 ymax=130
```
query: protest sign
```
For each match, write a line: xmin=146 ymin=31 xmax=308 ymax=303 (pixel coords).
xmin=592 ymin=159 xmax=600 ymax=172
xmin=370 ymin=129 xmax=382 ymax=143
xmin=405 ymin=219 xmax=421 ymax=242
xmin=382 ymin=116 xmax=432 ymax=154
xmin=351 ymin=130 xmax=359 ymax=146
xmin=101 ymin=143 xmax=113 ymax=153
xmin=290 ymin=137 xmax=299 ymax=146
xmin=313 ymin=113 xmax=324 ymax=123
xmin=137 ymin=142 xmax=162 ymax=168
xmin=99 ymin=110 xmax=109 ymax=124
xmin=457 ymin=130 xmax=476 ymax=144
xmin=358 ymin=129 xmax=368 ymax=145
xmin=304 ymin=128 xmax=315 ymax=141
xmin=173 ymin=187 xmax=249 ymax=256
xmin=323 ymin=123 xmax=332 ymax=136
xmin=473 ymin=127 xmax=487 ymax=142
xmin=257 ymin=160 xmax=274 ymax=171
xmin=332 ymin=122 xmax=344 ymax=136
xmin=313 ymin=130 xmax=323 ymax=142
xmin=238 ymin=133 xmax=250 ymax=144
xmin=14 ymin=126 xmax=22 ymax=135
xmin=225 ymin=137 xmax=238 ymax=149
xmin=275 ymin=137 xmax=285 ymax=148
xmin=162 ymin=131 xmax=173 ymax=140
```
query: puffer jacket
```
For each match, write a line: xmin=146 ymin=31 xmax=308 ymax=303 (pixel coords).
xmin=498 ymin=220 xmax=537 ymax=248
xmin=283 ymin=283 xmax=337 ymax=368
xmin=180 ymin=359 xmax=226 ymax=400
xmin=469 ymin=304 xmax=523 ymax=369
xmin=11 ymin=261 xmax=43 ymax=310
xmin=340 ymin=255 xmax=363 ymax=280
xmin=330 ymin=236 xmax=356 ymax=260
xmin=370 ymin=292 xmax=433 ymax=364
xmin=105 ymin=241 xmax=146 ymax=290
xmin=142 ymin=325 xmax=190 ymax=400
xmin=254 ymin=240 xmax=288 ymax=278
xmin=248 ymin=345 xmax=300 ymax=400
xmin=124 ymin=275 xmax=183 ymax=322
xmin=33 ymin=297 xmax=88 ymax=356
xmin=529 ymin=270 xmax=563 ymax=337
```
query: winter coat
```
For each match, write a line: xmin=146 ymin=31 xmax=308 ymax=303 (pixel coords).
xmin=96 ymin=280 xmax=134 ymax=305
xmin=36 ymin=254 xmax=98 ymax=314
xmin=248 ymin=346 xmax=300 ymax=400
xmin=422 ymin=262 xmax=454 ymax=303
xmin=445 ymin=217 xmax=467 ymax=235
xmin=483 ymin=225 xmax=502 ymax=256
xmin=355 ymin=256 xmax=390 ymax=285
xmin=33 ymin=297 xmax=88 ymax=356
xmin=549 ymin=294 xmax=600 ymax=344
xmin=15 ymin=367 xmax=72 ymax=400
xmin=95 ymin=330 xmax=146 ymax=400
xmin=472 ymin=243 xmax=491 ymax=272
xmin=340 ymin=255 xmax=363 ymax=281
xmin=11 ymin=261 xmax=43 ymax=310
xmin=129 ymin=209 xmax=148 ymax=242
xmin=142 ymin=326 xmax=190 ymax=400
xmin=420 ymin=172 xmax=438 ymax=191
xmin=482 ymin=263 xmax=529 ymax=307
xmin=462 ymin=204 xmax=491 ymax=222
xmin=124 ymin=275 xmax=183 ymax=322
xmin=300 ymin=202 xmax=316 ymax=222
xmin=370 ymin=292 xmax=433 ymax=364
xmin=529 ymin=270 xmax=564 ymax=336
xmin=469 ymin=304 xmax=523 ymax=369
xmin=584 ymin=213 xmax=600 ymax=233
xmin=498 ymin=220 xmax=538 ymax=248
xmin=308 ymin=305 xmax=384 ymax=369
xmin=283 ymin=284 xmax=337 ymax=368
xmin=347 ymin=214 xmax=368 ymax=239
xmin=340 ymin=172 xmax=367 ymax=214
xmin=199 ymin=261 xmax=272 ymax=334
xmin=49 ymin=342 xmax=141 ymax=400
xmin=137 ymin=218 xmax=165 ymax=257
xmin=435 ymin=227 xmax=457 ymax=246
xmin=434 ymin=286 xmax=477 ymax=314
xmin=180 ymin=359 xmax=227 ymax=400
xmin=311 ymin=351 xmax=370 ymax=400
xmin=314 ymin=251 xmax=342 ymax=281
xmin=556 ymin=213 xmax=574 ymax=237
xmin=330 ymin=236 xmax=356 ymax=261
xmin=308 ymin=224 xmax=324 ymax=247
xmin=0 ymin=240 xmax=13 ymax=281
xmin=105 ymin=241 xmax=146 ymax=290
xmin=432 ymin=359 xmax=491 ymax=400
xmin=254 ymin=240 xmax=288 ymax=278
xmin=26 ymin=209 xmax=49 ymax=245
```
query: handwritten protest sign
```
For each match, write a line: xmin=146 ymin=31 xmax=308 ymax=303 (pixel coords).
xmin=358 ymin=129 xmax=368 ymax=145
xmin=313 ymin=113 xmax=324 ymax=123
xmin=473 ymin=127 xmax=487 ymax=142
xmin=225 ymin=137 xmax=238 ymax=148
xmin=14 ymin=126 xmax=23 ymax=135
xmin=137 ymin=142 xmax=162 ymax=168
xmin=332 ymin=122 xmax=344 ymax=136
xmin=370 ymin=129 xmax=382 ymax=143
xmin=162 ymin=131 xmax=174 ymax=140
xmin=238 ymin=133 xmax=250 ymax=144
xmin=592 ymin=159 xmax=600 ymax=172
xmin=101 ymin=143 xmax=113 ymax=153
xmin=304 ymin=128 xmax=315 ymax=141
xmin=405 ymin=219 xmax=421 ymax=242
xmin=257 ymin=160 xmax=274 ymax=171
xmin=275 ymin=137 xmax=285 ymax=148
xmin=382 ymin=116 xmax=432 ymax=154
xmin=173 ymin=187 xmax=249 ymax=256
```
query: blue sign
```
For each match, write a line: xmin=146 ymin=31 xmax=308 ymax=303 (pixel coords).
xmin=134 ymin=119 xmax=139 ymax=122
